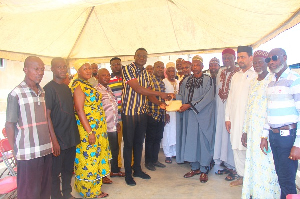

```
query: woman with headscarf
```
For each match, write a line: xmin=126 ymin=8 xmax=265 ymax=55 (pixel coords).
xmin=70 ymin=60 xmax=111 ymax=198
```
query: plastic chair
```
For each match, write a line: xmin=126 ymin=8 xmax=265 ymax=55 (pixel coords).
xmin=0 ymin=139 xmax=17 ymax=176
xmin=0 ymin=176 xmax=17 ymax=199
xmin=2 ymin=128 xmax=7 ymax=138
xmin=287 ymin=194 xmax=300 ymax=199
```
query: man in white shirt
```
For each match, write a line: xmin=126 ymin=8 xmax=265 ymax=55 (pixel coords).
xmin=225 ymin=46 xmax=257 ymax=186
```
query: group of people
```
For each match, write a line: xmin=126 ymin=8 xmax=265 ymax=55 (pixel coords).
xmin=4 ymin=46 xmax=300 ymax=199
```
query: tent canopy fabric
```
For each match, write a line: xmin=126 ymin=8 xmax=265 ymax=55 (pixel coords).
xmin=0 ymin=0 xmax=300 ymax=65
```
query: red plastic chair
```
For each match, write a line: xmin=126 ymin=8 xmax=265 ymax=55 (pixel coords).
xmin=2 ymin=128 xmax=7 ymax=138
xmin=287 ymin=194 xmax=300 ymax=199
xmin=0 ymin=139 xmax=17 ymax=176
xmin=0 ymin=176 xmax=17 ymax=199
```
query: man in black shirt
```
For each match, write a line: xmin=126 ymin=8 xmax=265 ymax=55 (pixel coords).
xmin=44 ymin=57 xmax=80 ymax=199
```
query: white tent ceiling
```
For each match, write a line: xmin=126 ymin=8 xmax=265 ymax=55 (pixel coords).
xmin=0 ymin=0 xmax=300 ymax=64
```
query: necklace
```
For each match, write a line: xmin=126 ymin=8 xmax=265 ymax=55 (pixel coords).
xmin=169 ymin=80 xmax=178 ymax=94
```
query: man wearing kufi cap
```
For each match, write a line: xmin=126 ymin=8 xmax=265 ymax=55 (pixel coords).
xmin=175 ymin=58 xmax=185 ymax=81
xmin=225 ymin=46 xmax=257 ymax=186
xmin=209 ymin=57 xmax=220 ymax=95
xmin=177 ymin=55 xmax=215 ymax=183
xmin=241 ymin=50 xmax=280 ymax=198
xmin=162 ymin=62 xmax=179 ymax=164
xmin=214 ymin=48 xmax=240 ymax=179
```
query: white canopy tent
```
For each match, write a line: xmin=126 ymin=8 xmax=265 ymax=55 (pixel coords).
xmin=0 ymin=0 xmax=300 ymax=65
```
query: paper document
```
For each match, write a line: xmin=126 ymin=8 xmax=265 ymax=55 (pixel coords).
xmin=165 ymin=100 xmax=182 ymax=112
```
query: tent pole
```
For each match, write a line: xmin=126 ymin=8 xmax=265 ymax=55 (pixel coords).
xmin=67 ymin=6 xmax=95 ymax=61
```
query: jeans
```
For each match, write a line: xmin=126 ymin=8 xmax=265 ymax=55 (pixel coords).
xmin=269 ymin=129 xmax=298 ymax=199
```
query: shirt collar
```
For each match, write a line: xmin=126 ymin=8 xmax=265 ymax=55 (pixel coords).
xmin=278 ymin=67 xmax=290 ymax=79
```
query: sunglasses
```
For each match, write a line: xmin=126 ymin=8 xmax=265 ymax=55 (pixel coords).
xmin=265 ymin=55 xmax=279 ymax=63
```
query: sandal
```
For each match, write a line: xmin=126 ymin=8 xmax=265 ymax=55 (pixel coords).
xmin=102 ymin=176 xmax=113 ymax=184
xmin=220 ymin=161 xmax=226 ymax=168
xmin=225 ymin=172 xmax=239 ymax=181
xmin=215 ymin=168 xmax=230 ymax=175
xmin=165 ymin=157 xmax=172 ymax=164
xmin=97 ymin=192 xmax=109 ymax=198
xmin=230 ymin=177 xmax=243 ymax=187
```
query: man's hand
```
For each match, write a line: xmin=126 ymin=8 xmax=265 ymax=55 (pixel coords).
xmin=289 ymin=146 xmax=300 ymax=160
xmin=165 ymin=114 xmax=170 ymax=124
xmin=52 ymin=139 xmax=61 ymax=157
xmin=225 ymin=121 xmax=231 ymax=133
xmin=241 ymin=133 xmax=247 ymax=148
xmin=159 ymin=102 xmax=167 ymax=110
xmin=179 ymin=104 xmax=191 ymax=112
xmin=88 ymin=133 xmax=96 ymax=145
xmin=117 ymin=123 xmax=121 ymax=133
xmin=160 ymin=93 xmax=175 ymax=100
xmin=260 ymin=138 xmax=268 ymax=155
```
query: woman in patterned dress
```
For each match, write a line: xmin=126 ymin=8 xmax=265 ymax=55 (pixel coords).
xmin=70 ymin=62 xmax=111 ymax=198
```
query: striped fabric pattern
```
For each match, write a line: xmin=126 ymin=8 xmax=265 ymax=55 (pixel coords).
xmin=147 ymin=75 xmax=166 ymax=122
xmin=263 ymin=68 xmax=300 ymax=147
xmin=122 ymin=62 xmax=153 ymax=116
xmin=108 ymin=74 xmax=123 ymax=121
xmin=6 ymin=81 xmax=52 ymax=160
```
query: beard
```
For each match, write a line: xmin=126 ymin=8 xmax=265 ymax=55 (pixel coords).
xmin=271 ymin=64 xmax=285 ymax=74
xmin=256 ymin=70 xmax=263 ymax=75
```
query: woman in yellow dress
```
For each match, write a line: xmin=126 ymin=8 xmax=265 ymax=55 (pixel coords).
xmin=70 ymin=61 xmax=111 ymax=198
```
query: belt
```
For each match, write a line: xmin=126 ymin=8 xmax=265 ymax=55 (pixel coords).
xmin=270 ymin=123 xmax=297 ymax=133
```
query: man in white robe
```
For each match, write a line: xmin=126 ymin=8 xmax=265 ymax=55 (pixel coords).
xmin=225 ymin=46 xmax=257 ymax=186
xmin=162 ymin=62 xmax=180 ymax=164
xmin=213 ymin=49 xmax=240 ymax=177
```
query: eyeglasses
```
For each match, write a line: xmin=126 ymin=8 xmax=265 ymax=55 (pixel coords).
xmin=265 ymin=55 xmax=279 ymax=63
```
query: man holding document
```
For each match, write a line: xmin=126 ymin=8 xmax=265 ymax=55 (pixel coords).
xmin=176 ymin=55 xmax=215 ymax=183
xmin=162 ymin=62 xmax=180 ymax=164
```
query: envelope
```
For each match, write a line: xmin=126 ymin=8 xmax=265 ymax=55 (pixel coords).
xmin=165 ymin=100 xmax=182 ymax=112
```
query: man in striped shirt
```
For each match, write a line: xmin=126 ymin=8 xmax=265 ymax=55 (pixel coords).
xmin=121 ymin=48 xmax=173 ymax=186
xmin=260 ymin=48 xmax=300 ymax=199
xmin=108 ymin=57 xmax=125 ymax=177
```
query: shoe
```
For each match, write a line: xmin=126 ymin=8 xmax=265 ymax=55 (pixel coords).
xmin=145 ymin=163 xmax=156 ymax=171
xmin=102 ymin=176 xmax=112 ymax=184
xmin=183 ymin=169 xmax=201 ymax=178
xmin=165 ymin=157 xmax=172 ymax=164
xmin=110 ymin=171 xmax=125 ymax=177
xmin=125 ymin=176 xmax=136 ymax=186
xmin=153 ymin=161 xmax=166 ymax=168
xmin=230 ymin=177 xmax=243 ymax=187
xmin=200 ymin=173 xmax=208 ymax=183
xmin=133 ymin=171 xmax=151 ymax=179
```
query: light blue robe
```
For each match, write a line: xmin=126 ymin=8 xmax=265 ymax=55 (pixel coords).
xmin=176 ymin=74 xmax=215 ymax=166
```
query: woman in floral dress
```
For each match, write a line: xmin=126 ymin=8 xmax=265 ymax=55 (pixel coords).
xmin=70 ymin=61 xmax=111 ymax=198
